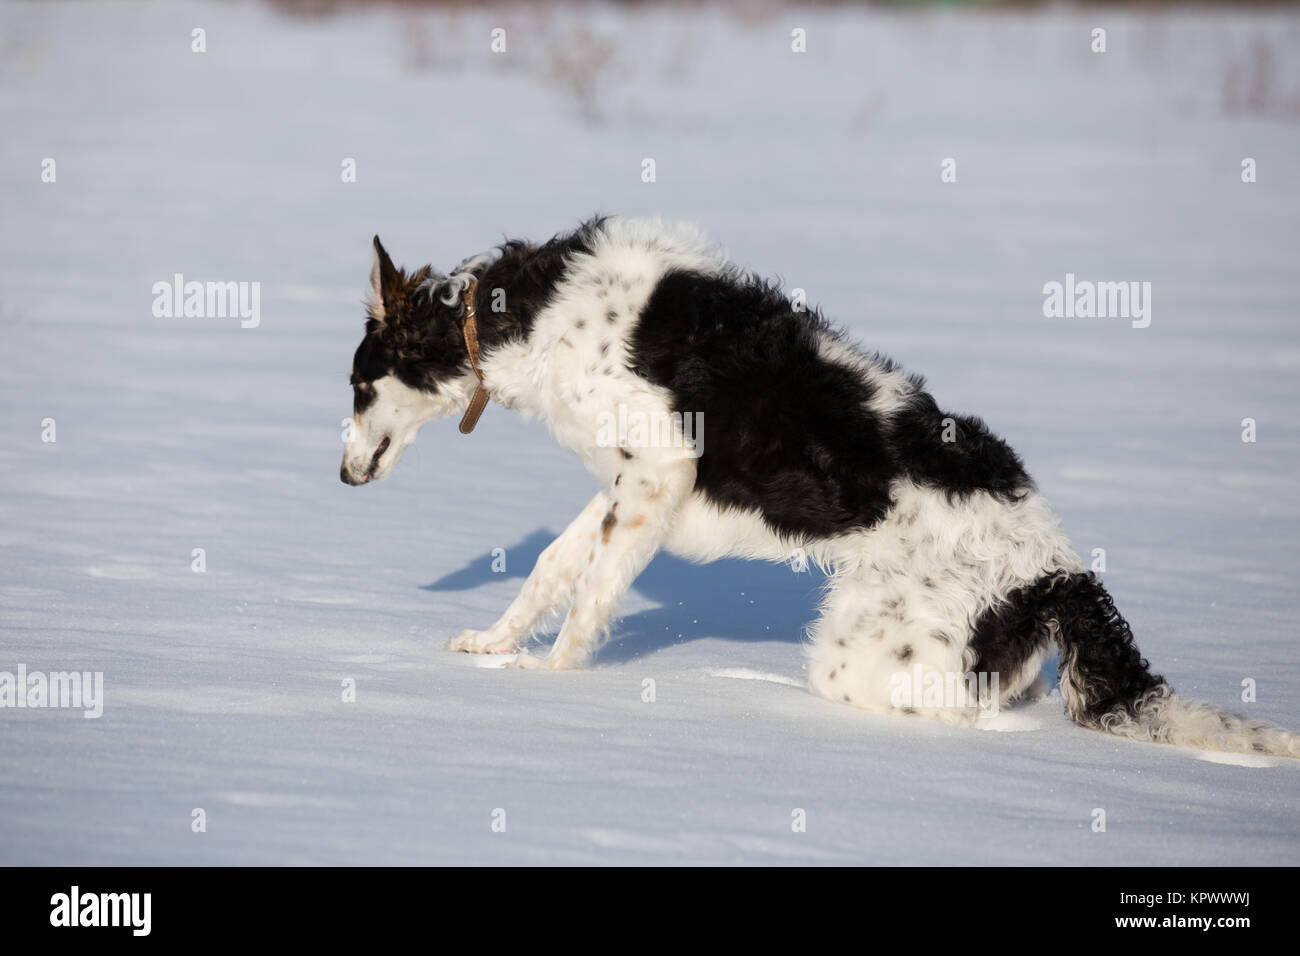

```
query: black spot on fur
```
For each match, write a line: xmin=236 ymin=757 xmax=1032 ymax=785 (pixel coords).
xmin=614 ymin=473 xmax=622 ymax=486
xmin=896 ymin=645 xmax=913 ymax=662
xmin=600 ymin=506 xmax=618 ymax=543
xmin=619 ymin=448 xmax=633 ymax=460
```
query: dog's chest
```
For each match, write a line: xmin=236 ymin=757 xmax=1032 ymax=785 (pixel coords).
xmin=481 ymin=229 xmax=743 ymax=490
xmin=488 ymin=272 xmax=675 ymax=470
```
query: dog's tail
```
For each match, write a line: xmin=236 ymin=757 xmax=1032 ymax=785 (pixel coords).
xmin=1041 ymin=571 xmax=1300 ymax=758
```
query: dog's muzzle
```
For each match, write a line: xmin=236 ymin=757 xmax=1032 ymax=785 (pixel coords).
xmin=340 ymin=435 xmax=390 ymax=485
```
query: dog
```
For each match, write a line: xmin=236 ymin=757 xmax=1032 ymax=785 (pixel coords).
xmin=341 ymin=216 xmax=1298 ymax=758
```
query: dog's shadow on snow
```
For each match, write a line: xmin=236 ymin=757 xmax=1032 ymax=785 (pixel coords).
xmin=423 ymin=527 xmax=826 ymax=663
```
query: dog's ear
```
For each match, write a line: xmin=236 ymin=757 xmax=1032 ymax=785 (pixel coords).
xmin=369 ymin=235 xmax=399 ymax=321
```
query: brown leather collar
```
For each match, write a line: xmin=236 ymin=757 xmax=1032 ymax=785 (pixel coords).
xmin=458 ymin=278 xmax=490 ymax=434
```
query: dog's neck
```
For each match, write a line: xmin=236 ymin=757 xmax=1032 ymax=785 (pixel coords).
xmin=443 ymin=236 xmax=605 ymax=431
xmin=436 ymin=242 xmax=540 ymax=428
xmin=453 ymin=242 xmax=538 ymax=355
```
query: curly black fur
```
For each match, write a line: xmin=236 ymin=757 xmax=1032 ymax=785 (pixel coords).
xmin=474 ymin=217 xmax=608 ymax=351
xmin=967 ymin=575 xmax=1059 ymax=690
xmin=628 ymin=269 xmax=1032 ymax=538
xmin=887 ymin=391 xmax=1030 ymax=501
xmin=629 ymin=271 xmax=902 ymax=537
xmin=1051 ymin=572 xmax=1167 ymax=726
xmin=971 ymin=572 xmax=1167 ymax=727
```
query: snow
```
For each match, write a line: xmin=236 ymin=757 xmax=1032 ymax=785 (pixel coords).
xmin=1 ymin=0 xmax=1298 ymax=865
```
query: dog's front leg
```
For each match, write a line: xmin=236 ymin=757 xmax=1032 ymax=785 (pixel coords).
xmin=449 ymin=492 xmax=611 ymax=655
xmin=515 ymin=458 xmax=695 ymax=670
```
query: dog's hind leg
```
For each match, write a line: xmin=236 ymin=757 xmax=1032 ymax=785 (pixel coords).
xmin=514 ymin=457 xmax=696 ymax=670
xmin=449 ymin=492 xmax=611 ymax=655
xmin=806 ymin=482 xmax=1079 ymax=727
xmin=807 ymin=564 xmax=987 ymax=727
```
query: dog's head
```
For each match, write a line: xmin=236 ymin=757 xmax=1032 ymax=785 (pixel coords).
xmin=340 ymin=237 xmax=480 ymax=486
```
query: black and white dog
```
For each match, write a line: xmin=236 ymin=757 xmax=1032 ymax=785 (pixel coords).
xmin=342 ymin=217 xmax=1297 ymax=758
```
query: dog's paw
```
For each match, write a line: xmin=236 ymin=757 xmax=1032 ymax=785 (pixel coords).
xmin=507 ymin=650 xmax=586 ymax=671
xmin=448 ymin=628 xmax=520 ymax=655
xmin=508 ymin=651 xmax=548 ymax=670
